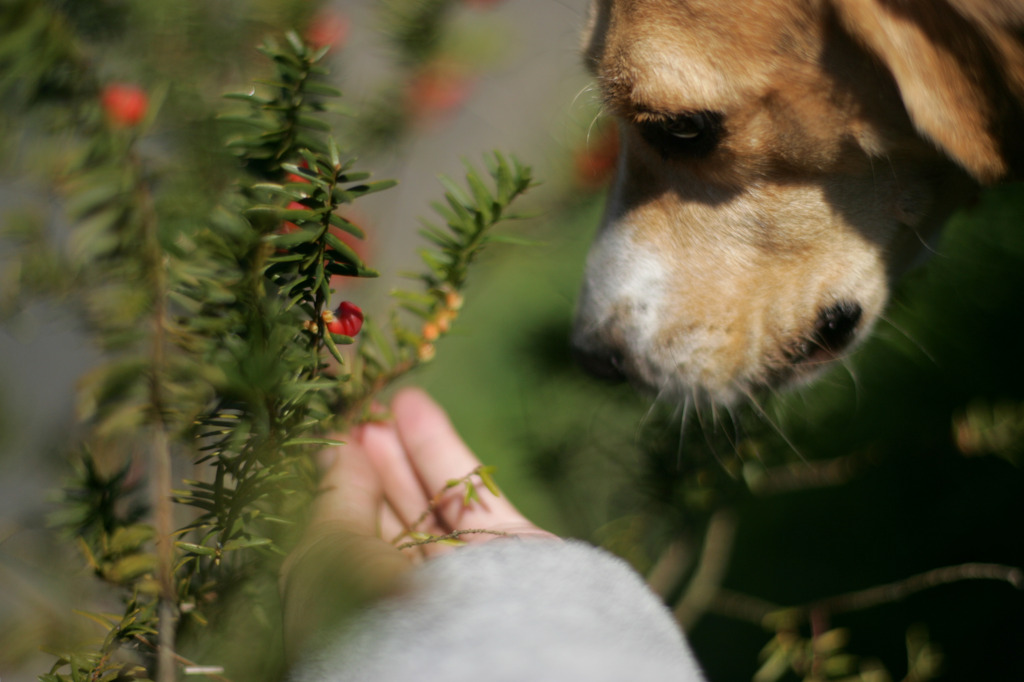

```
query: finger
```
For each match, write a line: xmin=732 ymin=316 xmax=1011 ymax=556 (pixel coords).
xmin=311 ymin=429 xmax=383 ymax=537
xmin=378 ymin=500 xmax=406 ymax=547
xmin=383 ymin=504 xmax=447 ymax=562
xmin=390 ymin=388 xmax=527 ymax=530
xmin=359 ymin=419 xmax=438 ymax=538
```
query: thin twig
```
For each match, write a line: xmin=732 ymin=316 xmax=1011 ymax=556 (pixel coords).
xmin=646 ymin=538 xmax=695 ymax=600
xmin=152 ymin=428 xmax=177 ymax=682
xmin=708 ymin=562 xmax=1024 ymax=629
xmin=673 ymin=510 xmax=738 ymax=630
xmin=389 ymin=465 xmax=489 ymax=545
xmin=808 ymin=562 xmax=1024 ymax=617
xmin=709 ymin=588 xmax=782 ymax=625
xmin=748 ymin=451 xmax=867 ymax=496
xmin=134 ymin=633 xmax=231 ymax=682
xmin=140 ymin=158 xmax=177 ymax=682
xmin=395 ymin=528 xmax=512 ymax=551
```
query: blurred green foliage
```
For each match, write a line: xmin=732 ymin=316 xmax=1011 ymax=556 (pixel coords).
xmin=1 ymin=1 xmax=533 ymax=681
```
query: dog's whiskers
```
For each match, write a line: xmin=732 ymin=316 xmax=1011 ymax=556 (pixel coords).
xmin=720 ymin=401 xmax=744 ymax=464
xmin=570 ymin=81 xmax=599 ymax=112
xmin=907 ymin=224 xmax=943 ymax=260
xmin=708 ymin=399 xmax=738 ymax=462
xmin=688 ymin=387 xmax=731 ymax=469
xmin=585 ymin=106 xmax=608 ymax=148
xmin=877 ymin=307 xmax=936 ymax=367
xmin=635 ymin=381 xmax=672 ymax=446
xmin=675 ymin=395 xmax=693 ymax=469
xmin=739 ymin=385 xmax=806 ymax=463
xmin=828 ymin=355 xmax=863 ymax=410
xmin=570 ymin=81 xmax=606 ymax=141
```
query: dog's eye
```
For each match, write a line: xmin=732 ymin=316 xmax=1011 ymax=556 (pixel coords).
xmin=638 ymin=111 xmax=722 ymax=159
xmin=663 ymin=115 xmax=706 ymax=139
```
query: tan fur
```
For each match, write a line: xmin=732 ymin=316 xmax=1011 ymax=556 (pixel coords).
xmin=573 ymin=0 xmax=1024 ymax=404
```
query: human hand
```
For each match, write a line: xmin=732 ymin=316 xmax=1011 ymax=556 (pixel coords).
xmin=314 ymin=386 xmax=554 ymax=559
xmin=281 ymin=387 xmax=553 ymax=658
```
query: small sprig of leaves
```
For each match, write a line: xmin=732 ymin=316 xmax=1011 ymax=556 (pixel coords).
xmin=753 ymin=626 xmax=942 ymax=682
xmin=253 ymin=148 xmax=390 ymax=345
xmin=0 ymin=0 xmax=92 ymax=107
xmin=391 ymin=464 xmax=504 ymax=550
xmin=343 ymin=152 xmax=534 ymax=419
xmin=171 ymin=34 xmax=392 ymax=616
xmin=222 ymin=31 xmax=343 ymax=178
xmin=953 ymin=399 xmax=1024 ymax=466
xmin=43 ymin=598 xmax=157 ymax=682
xmin=418 ymin=154 xmax=534 ymax=291
xmin=223 ymin=31 xmax=392 ymax=367
xmin=704 ymin=560 xmax=1023 ymax=682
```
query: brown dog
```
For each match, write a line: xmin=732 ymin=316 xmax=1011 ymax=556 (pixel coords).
xmin=572 ymin=0 xmax=1024 ymax=404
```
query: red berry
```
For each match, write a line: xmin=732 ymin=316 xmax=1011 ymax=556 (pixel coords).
xmin=406 ymin=63 xmax=472 ymax=122
xmin=286 ymin=161 xmax=311 ymax=184
xmin=101 ymin=83 xmax=148 ymax=128
xmin=574 ymin=125 xmax=619 ymax=189
xmin=280 ymin=200 xmax=308 ymax=233
xmin=326 ymin=301 xmax=363 ymax=337
xmin=306 ymin=10 xmax=350 ymax=51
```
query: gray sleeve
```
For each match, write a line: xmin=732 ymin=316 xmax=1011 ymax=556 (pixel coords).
xmin=289 ymin=538 xmax=707 ymax=682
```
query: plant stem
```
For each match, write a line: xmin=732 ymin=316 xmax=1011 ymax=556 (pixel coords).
xmin=709 ymin=562 xmax=1024 ymax=629
xmin=395 ymin=528 xmax=512 ymax=551
xmin=672 ymin=509 xmax=738 ymax=630
xmin=807 ymin=562 xmax=1024 ymax=616
xmin=153 ymin=428 xmax=177 ymax=682
xmin=140 ymin=155 xmax=177 ymax=682
xmin=389 ymin=464 xmax=488 ymax=545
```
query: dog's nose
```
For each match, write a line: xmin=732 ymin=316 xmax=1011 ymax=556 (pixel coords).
xmin=572 ymin=342 xmax=628 ymax=383
xmin=813 ymin=301 xmax=862 ymax=354
xmin=794 ymin=301 xmax=862 ymax=365
xmin=788 ymin=301 xmax=862 ymax=365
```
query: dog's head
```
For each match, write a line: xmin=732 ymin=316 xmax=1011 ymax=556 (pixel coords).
xmin=572 ymin=0 xmax=1024 ymax=404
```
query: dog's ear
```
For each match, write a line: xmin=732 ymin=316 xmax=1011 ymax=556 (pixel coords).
xmin=832 ymin=0 xmax=1024 ymax=183
xmin=582 ymin=0 xmax=614 ymax=74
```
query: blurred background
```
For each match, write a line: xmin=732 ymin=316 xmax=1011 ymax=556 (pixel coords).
xmin=2 ymin=1 xmax=1023 ymax=681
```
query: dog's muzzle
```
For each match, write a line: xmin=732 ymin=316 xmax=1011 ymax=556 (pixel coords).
xmin=570 ymin=299 xmax=866 ymax=402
